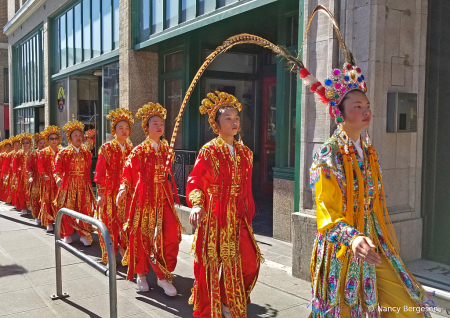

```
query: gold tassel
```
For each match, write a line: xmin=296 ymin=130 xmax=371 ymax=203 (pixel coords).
xmin=350 ymin=149 xmax=365 ymax=233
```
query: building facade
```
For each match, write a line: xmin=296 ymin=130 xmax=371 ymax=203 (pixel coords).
xmin=0 ymin=0 xmax=9 ymax=141
xmin=3 ymin=0 xmax=450 ymax=283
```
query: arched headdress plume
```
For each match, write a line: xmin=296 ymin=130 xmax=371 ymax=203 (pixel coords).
xmin=165 ymin=33 xmax=303 ymax=169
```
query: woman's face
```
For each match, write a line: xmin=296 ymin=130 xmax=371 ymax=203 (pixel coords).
xmin=147 ymin=116 xmax=165 ymax=138
xmin=48 ymin=134 xmax=59 ymax=147
xmin=22 ymin=139 xmax=31 ymax=150
xmin=71 ymin=130 xmax=84 ymax=147
xmin=218 ymin=107 xmax=240 ymax=137
xmin=341 ymin=91 xmax=371 ymax=131
xmin=37 ymin=139 xmax=46 ymax=150
xmin=5 ymin=144 xmax=11 ymax=152
xmin=13 ymin=141 xmax=20 ymax=151
xmin=115 ymin=121 xmax=130 ymax=140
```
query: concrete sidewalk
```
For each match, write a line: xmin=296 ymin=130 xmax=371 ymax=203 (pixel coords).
xmin=0 ymin=202 xmax=312 ymax=317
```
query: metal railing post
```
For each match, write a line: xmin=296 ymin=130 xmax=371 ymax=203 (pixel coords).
xmin=50 ymin=208 xmax=117 ymax=318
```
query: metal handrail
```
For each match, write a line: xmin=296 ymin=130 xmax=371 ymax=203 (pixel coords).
xmin=50 ymin=208 xmax=117 ymax=318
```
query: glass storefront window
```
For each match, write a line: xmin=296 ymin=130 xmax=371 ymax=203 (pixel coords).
xmin=151 ymin=0 xmax=163 ymax=34
xmin=13 ymin=28 xmax=44 ymax=107
xmin=102 ymin=63 xmax=120 ymax=143
xmin=67 ymin=9 xmax=74 ymax=67
xmin=164 ymin=51 xmax=183 ymax=73
xmin=198 ymin=0 xmax=215 ymax=16
xmin=218 ymin=0 xmax=237 ymax=8
xmin=82 ymin=0 xmax=91 ymax=60
xmin=164 ymin=78 xmax=183 ymax=149
xmin=15 ymin=108 xmax=35 ymax=134
xmin=113 ymin=0 xmax=119 ymax=49
xmin=181 ymin=0 xmax=196 ymax=22
xmin=203 ymin=50 xmax=257 ymax=74
xmin=60 ymin=15 xmax=67 ymax=69
xmin=166 ymin=0 xmax=178 ymax=29
xmin=54 ymin=0 xmax=120 ymax=73
xmin=92 ymin=0 xmax=101 ymax=58
xmin=139 ymin=0 xmax=150 ymax=42
xmin=102 ymin=0 xmax=112 ymax=53
xmin=74 ymin=3 xmax=82 ymax=64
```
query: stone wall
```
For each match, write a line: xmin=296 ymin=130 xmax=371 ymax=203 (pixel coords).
xmin=293 ymin=0 xmax=427 ymax=279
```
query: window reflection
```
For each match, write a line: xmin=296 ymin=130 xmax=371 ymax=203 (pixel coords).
xmin=102 ymin=0 xmax=112 ymax=53
xmin=82 ymin=0 xmax=91 ymax=60
xmin=102 ymin=63 xmax=120 ymax=143
xmin=92 ymin=0 xmax=101 ymax=57
xmin=67 ymin=9 xmax=74 ymax=67
xmin=74 ymin=3 xmax=82 ymax=63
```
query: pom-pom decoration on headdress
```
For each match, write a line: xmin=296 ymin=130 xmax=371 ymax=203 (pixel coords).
xmin=135 ymin=102 xmax=167 ymax=136
xmin=63 ymin=120 xmax=85 ymax=143
xmin=107 ymin=108 xmax=135 ymax=136
xmin=44 ymin=125 xmax=62 ymax=143
xmin=299 ymin=63 xmax=367 ymax=123
xmin=199 ymin=91 xmax=242 ymax=134
xmin=18 ymin=133 xmax=33 ymax=143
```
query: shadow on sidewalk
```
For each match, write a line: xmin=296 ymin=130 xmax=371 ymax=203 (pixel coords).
xmin=58 ymin=298 xmax=102 ymax=318
xmin=0 ymin=264 xmax=28 ymax=277
xmin=248 ymin=302 xmax=279 ymax=317
xmin=0 ymin=213 xmax=45 ymax=229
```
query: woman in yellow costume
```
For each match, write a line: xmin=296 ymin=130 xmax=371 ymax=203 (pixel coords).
xmin=4 ymin=136 xmax=21 ymax=205
xmin=299 ymin=7 xmax=432 ymax=317
xmin=0 ymin=139 xmax=12 ymax=202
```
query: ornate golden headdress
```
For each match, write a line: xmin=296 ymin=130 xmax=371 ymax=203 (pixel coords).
xmin=199 ymin=91 xmax=242 ymax=134
xmin=33 ymin=132 xmax=45 ymax=143
xmin=63 ymin=120 xmax=85 ymax=143
xmin=18 ymin=133 xmax=33 ymax=143
xmin=84 ymin=129 xmax=95 ymax=139
xmin=107 ymin=108 xmax=134 ymax=136
xmin=136 ymin=103 xmax=167 ymax=135
xmin=44 ymin=125 xmax=62 ymax=143
xmin=2 ymin=138 xmax=11 ymax=147
xmin=10 ymin=135 xmax=20 ymax=145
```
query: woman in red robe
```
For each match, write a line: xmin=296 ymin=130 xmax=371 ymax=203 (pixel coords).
xmin=4 ymin=136 xmax=21 ymax=205
xmin=116 ymin=102 xmax=182 ymax=295
xmin=38 ymin=126 xmax=62 ymax=232
xmin=27 ymin=132 xmax=46 ymax=223
xmin=94 ymin=108 xmax=134 ymax=263
xmin=54 ymin=120 xmax=96 ymax=246
xmin=186 ymin=92 xmax=263 ymax=318
xmin=0 ymin=139 xmax=12 ymax=202
xmin=12 ymin=133 xmax=33 ymax=214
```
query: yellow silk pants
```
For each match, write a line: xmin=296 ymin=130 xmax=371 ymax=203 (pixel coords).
xmin=340 ymin=256 xmax=426 ymax=318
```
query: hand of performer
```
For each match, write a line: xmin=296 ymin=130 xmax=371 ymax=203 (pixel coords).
xmin=97 ymin=194 xmax=105 ymax=207
xmin=28 ymin=177 xmax=33 ymax=183
xmin=351 ymin=236 xmax=381 ymax=265
xmin=116 ymin=189 xmax=126 ymax=206
xmin=189 ymin=206 xmax=205 ymax=229
xmin=56 ymin=179 xmax=63 ymax=189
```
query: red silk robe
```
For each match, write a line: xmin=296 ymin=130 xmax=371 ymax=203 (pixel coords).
xmin=12 ymin=149 xmax=32 ymax=210
xmin=186 ymin=137 xmax=263 ymax=318
xmin=0 ymin=151 xmax=7 ymax=201
xmin=27 ymin=149 xmax=41 ymax=218
xmin=120 ymin=138 xmax=182 ymax=282
xmin=3 ymin=150 xmax=17 ymax=204
xmin=38 ymin=146 xmax=61 ymax=226
xmin=94 ymin=139 xmax=133 ymax=263
xmin=53 ymin=144 xmax=96 ymax=242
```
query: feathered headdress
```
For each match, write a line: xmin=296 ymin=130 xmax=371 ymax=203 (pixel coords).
xmin=136 ymin=103 xmax=167 ymax=135
xmin=63 ymin=120 xmax=85 ymax=143
xmin=199 ymin=91 xmax=242 ymax=134
xmin=106 ymin=108 xmax=134 ymax=136
xmin=297 ymin=5 xmax=367 ymax=123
